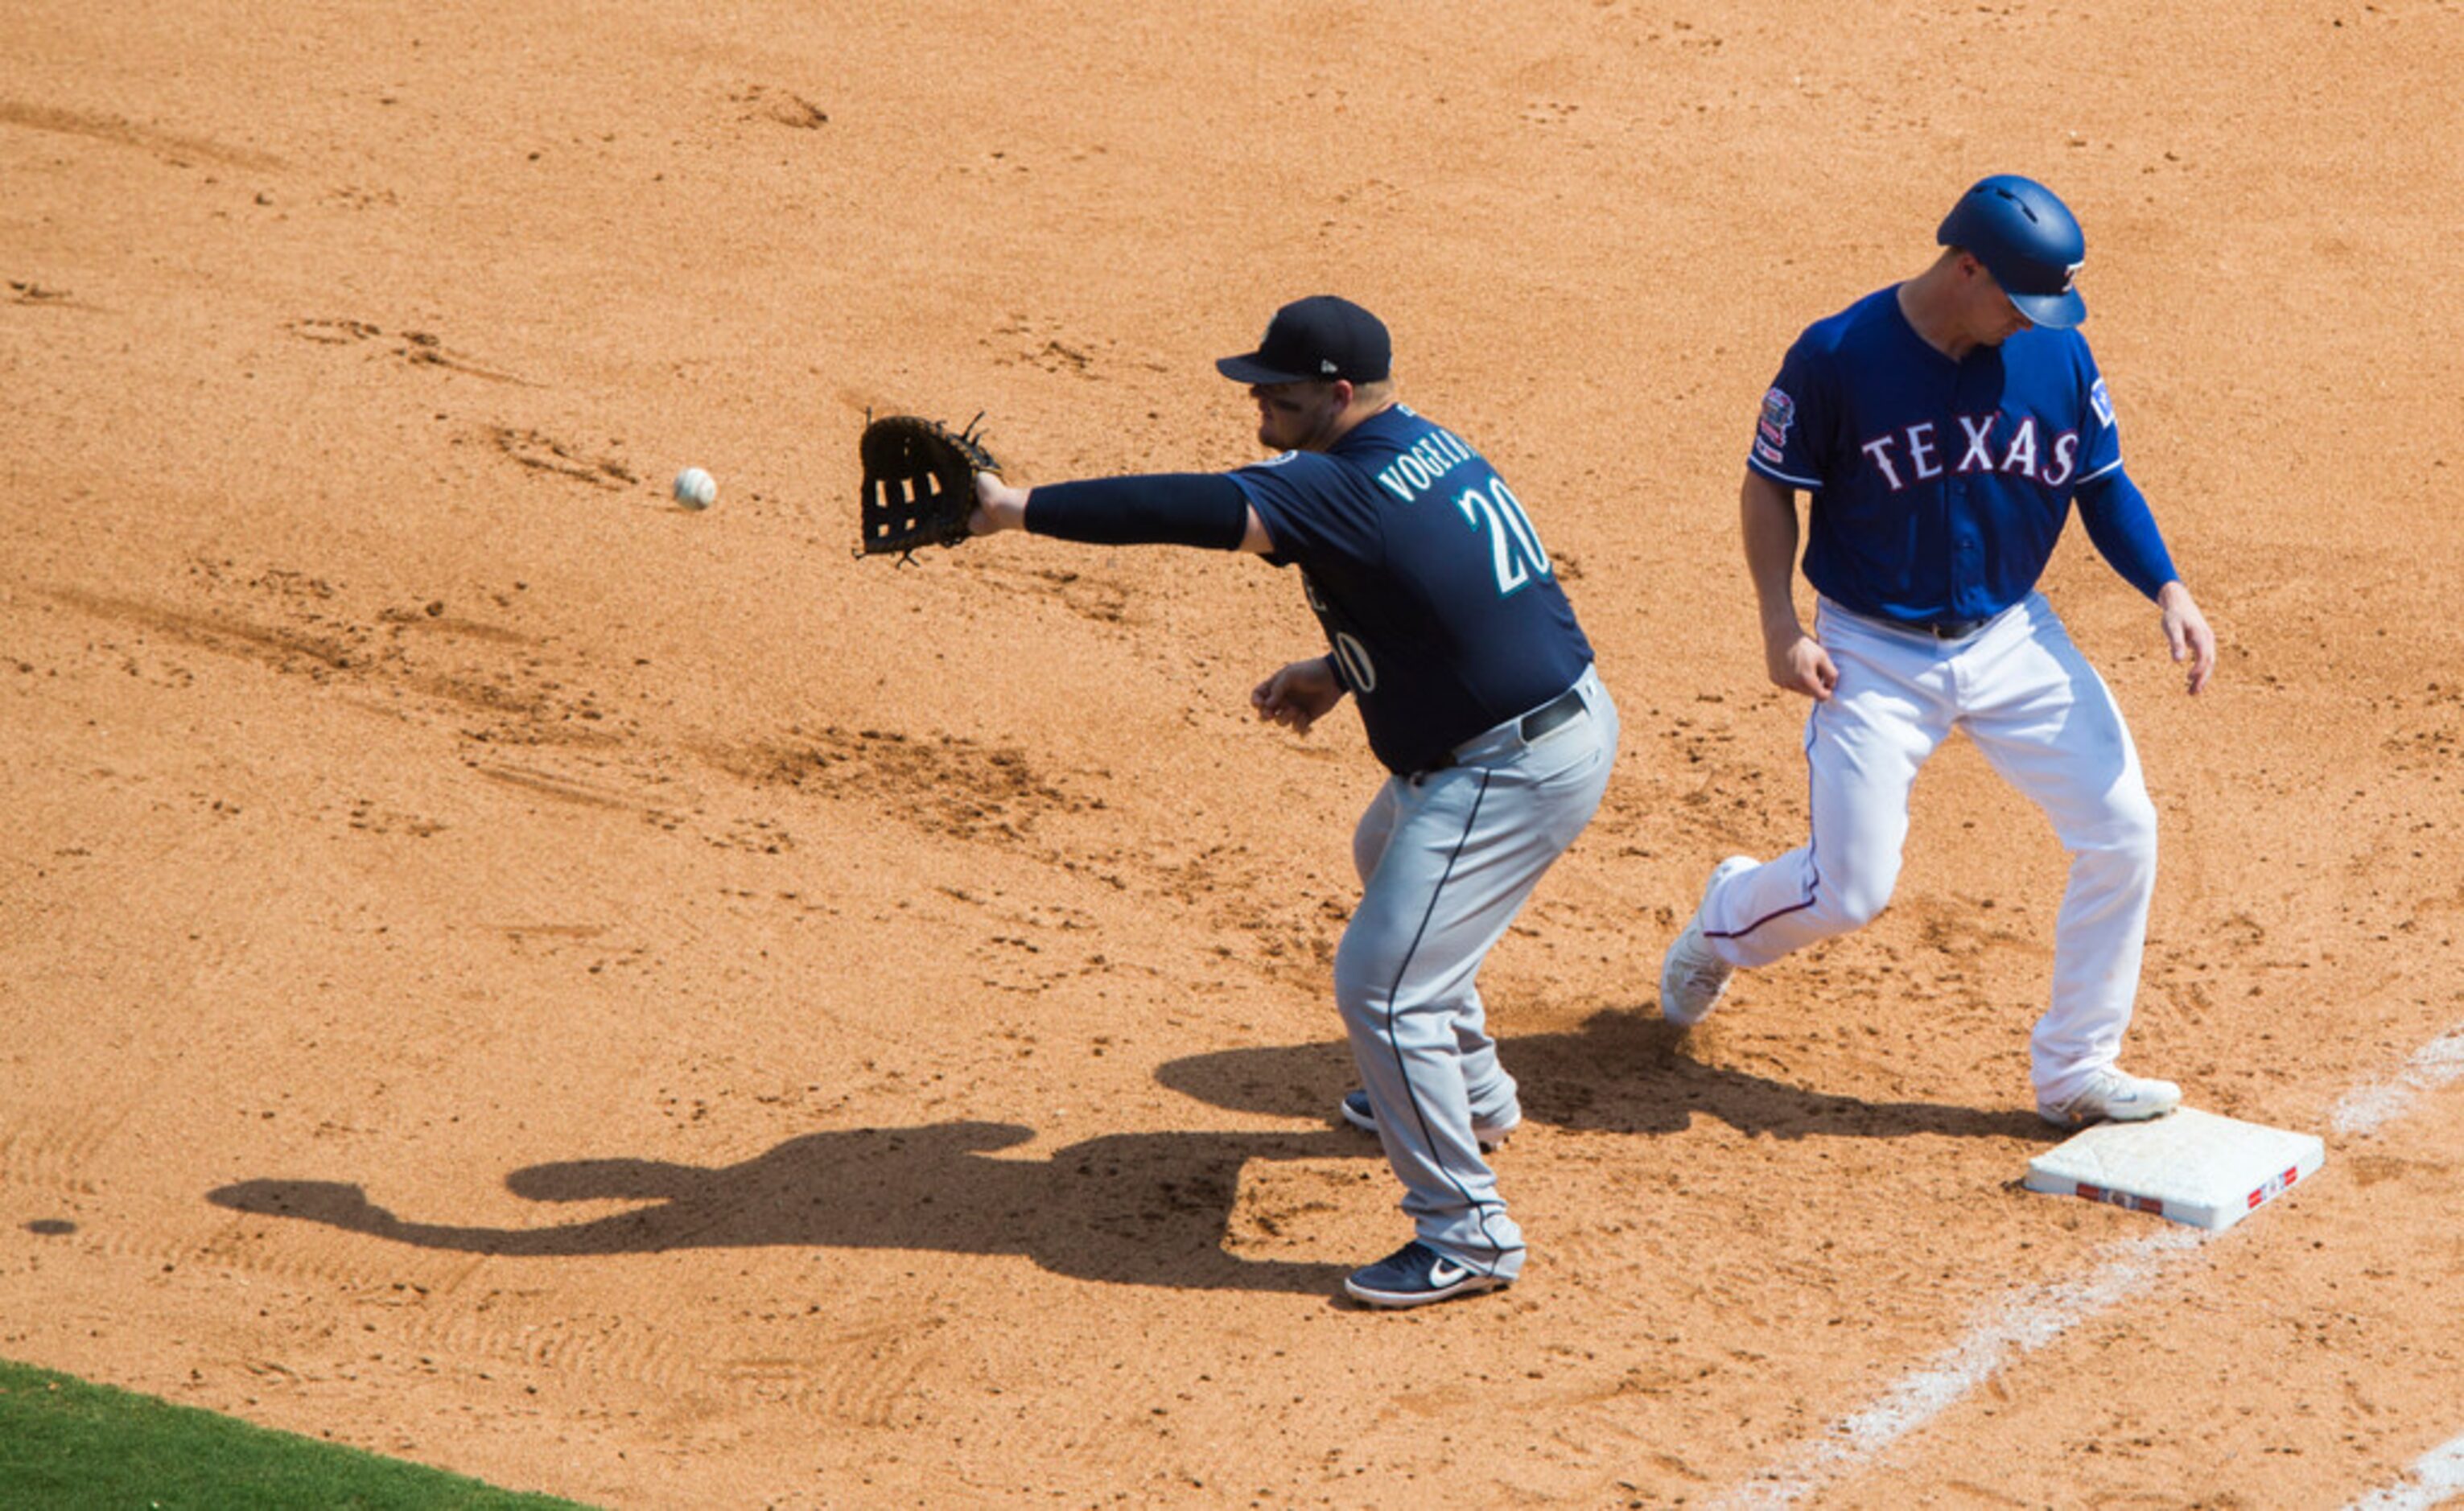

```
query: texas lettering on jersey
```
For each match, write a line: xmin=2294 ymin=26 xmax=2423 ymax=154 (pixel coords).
xmin=1855 ymin=414 xmax=2082 ymax=492
xmin=1744 ymin=284 xmax=2129 ymax=625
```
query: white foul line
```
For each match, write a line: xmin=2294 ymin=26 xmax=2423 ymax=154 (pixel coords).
xmin=2343 ymin=1433 xmax=2464 ymax=1511
xmin=1711 ymin=1023 xmax=2464 ymax=1509
xmin=2331 ymin=1028 xmax=2464 ymax=1138
xmin=2334 ymin=1031 xmax=2464 ymax=1511
xmin=1712 ymin=1227 xmax=2206 ymax=1510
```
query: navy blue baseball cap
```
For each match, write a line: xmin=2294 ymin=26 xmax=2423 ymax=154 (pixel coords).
xmin=1937 ymin=175 xmax=2088 ymax=329
xmin=1216 ymin=295 xmax=1391 ymax=385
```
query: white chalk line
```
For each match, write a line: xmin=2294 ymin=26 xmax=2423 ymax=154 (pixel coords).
xmin=2345 ymin=1430 xmax=2464 ymax=1510
xmin=1709 ymin=1023 xmax=2464 ymax=1510
xmin=1712 ymin=1226 xmax=2207 ymax=1510
xmin=2331 ymin=1028 xmax=2464 ymax=1137
xmin=2334 ymin=1031 xmax=2464 ymax=1511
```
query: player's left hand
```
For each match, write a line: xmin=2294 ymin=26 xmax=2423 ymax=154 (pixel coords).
xmin=1252 ymin=657 xmax=1346 ymax=735
xmin=2156 ymin=582 xmax=2215 ymax=695
xmin=969 ymin=473 xmax=1029 ymax=535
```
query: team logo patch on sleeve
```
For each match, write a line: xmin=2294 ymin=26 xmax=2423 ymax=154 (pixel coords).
xmin=1758 ymin=387 xmax=1797 ymax=447
xmin=2090 ymin=378 xmax=2116 ymax=429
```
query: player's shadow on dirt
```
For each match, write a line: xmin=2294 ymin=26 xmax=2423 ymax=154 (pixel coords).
xmin=1156 ymin=1008 xmax=2054 ymax=1143
xmin=207 ymin=1125 xmax=1357 ymax=1295
xmin=206 ymin=1011 xmax=2039 ymax=1294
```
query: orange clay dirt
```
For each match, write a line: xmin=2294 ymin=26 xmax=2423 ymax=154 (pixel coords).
xmin=5 ymin=2 xmax=2463 ymax=1506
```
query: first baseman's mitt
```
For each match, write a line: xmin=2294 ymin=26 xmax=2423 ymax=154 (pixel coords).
xmin=858 ymin=413 xmax=999 ymax=558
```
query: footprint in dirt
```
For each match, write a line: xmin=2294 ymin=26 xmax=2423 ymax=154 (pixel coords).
xmin=485 ymin=426 xmax=637 ymax=489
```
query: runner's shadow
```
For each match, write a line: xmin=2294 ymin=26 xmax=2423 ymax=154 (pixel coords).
xmin=1156 ymin=1009 xmax=2054 ymax=1143
xmin=208 ymin=1124 xmax=1358 ymax=1295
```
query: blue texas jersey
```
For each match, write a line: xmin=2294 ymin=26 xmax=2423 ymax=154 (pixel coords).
xmin=1229 ymin=405 xmax=1594 ymax=776
xmin=1749 ymin=285 xmax=2124 ymax=625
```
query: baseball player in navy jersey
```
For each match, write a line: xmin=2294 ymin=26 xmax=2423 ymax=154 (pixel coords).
xmin=1658 ymin=175 xmax=2217 ymax=1130
xmin=970 ymin=295 xmax=1617 ymax=1307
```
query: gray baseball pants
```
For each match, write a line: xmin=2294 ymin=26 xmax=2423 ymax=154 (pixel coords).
xmin=1333 ymin=664 xmax=1618 ymax=1280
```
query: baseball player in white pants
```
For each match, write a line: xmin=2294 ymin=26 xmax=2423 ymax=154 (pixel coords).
xmin=1660 ymin=175 xmax=2217 ymax=1128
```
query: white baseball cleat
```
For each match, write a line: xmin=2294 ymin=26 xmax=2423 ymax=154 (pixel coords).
xmin=1658 ymin=855 xmax=1757 ymax=1027
xmin=2036 ymin=1068 xmax=2183 ymax=1130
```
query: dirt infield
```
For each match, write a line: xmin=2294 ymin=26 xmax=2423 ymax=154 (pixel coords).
xmin=6 ymin=1 xmax=2462 ymax=1505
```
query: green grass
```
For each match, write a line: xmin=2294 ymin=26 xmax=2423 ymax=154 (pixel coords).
xmin=0 ymin=1357 xmax=594 ymax=1509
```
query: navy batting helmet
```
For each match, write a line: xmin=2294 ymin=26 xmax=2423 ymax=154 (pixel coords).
xmin=1936 ymin=175 xmax=2087 ymax=329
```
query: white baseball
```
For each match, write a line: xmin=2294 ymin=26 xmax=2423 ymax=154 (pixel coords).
xmin=674 ymin=467 xmax=717 ymax=509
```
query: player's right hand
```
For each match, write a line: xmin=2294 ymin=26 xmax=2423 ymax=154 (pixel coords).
xmin=2156 ymin=582 xmax=2216 ymax=695
xmin=1766 ymin=631 xmax=1839 ymax=701
xmin=1252 ymin=657 xmax=1346 ymax=735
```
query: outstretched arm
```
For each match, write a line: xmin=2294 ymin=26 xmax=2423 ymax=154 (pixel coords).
xmin=973 ymin=473 xmax=1275 ymax=553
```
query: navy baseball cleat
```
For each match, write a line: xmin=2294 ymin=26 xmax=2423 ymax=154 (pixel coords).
xmin=1338 ymin=1090 xmax=1517 ymax=1153
xmin=2037 ymin=1068 xmax=2182 ymax=1130
xmin=1343 ymin=1241 xmax=1510 ymax=1309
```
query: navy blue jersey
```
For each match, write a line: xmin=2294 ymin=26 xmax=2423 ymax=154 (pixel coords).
xmin=1230 ymin=405 xmax=1593 ymax=775
xmin=1749 ymin=286 xmax=2130 ymax=626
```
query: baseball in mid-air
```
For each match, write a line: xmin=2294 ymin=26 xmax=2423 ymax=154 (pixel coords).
xmin=674 ymin=467 xmax=717 ymax=510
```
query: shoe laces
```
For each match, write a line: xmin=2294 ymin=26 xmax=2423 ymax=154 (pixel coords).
xmin=1666 ymin=930 xmax=1730 ymax=996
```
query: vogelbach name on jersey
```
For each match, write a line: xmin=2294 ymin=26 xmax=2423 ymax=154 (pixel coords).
xmin=1372 ymin=428 xmax=1477 ymax=503
xmin=1226 ymin=405 xmax=1593 ymax=775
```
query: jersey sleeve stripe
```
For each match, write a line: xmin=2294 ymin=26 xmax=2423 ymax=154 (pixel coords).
xmin=1748 ymin=455 xmax=1823 ymax=491
xmin=2073 ymin=456 xmax=2125 ymax=488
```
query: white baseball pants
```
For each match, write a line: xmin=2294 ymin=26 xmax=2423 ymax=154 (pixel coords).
xmin=1700 ymin=594 xmax=2158 ymax=1105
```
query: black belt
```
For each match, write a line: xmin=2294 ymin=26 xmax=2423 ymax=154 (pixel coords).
xmin=1511 ymin=686 xmax=1591 ymax=742
xmin=1422 ymin=686 xmax=1588 ymax=773
xmin=1920 ymin=618 xmax=1988 ymax=640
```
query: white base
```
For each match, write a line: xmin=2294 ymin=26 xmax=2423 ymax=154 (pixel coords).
xmin=2024 ymin=1106 xmax=2325 ymax=1231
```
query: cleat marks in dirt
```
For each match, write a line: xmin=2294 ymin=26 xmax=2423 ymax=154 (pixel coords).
xmin=0 ymin=98 xmax=284 ymax=170
xmin=703 ymin=726 xmax=1087 ymax=844
xmin=731 ymin=84 xmax=830 ymax=130
xmin=468 ymin=762 xmax=652 ymax=813
xmin=8 ymin=278 xmax=97 ymax=311
xmin=0 ymin=1113 xmax=114 ymax=1197
xmin=396 ymin=330 xmax=525 ymax=383
xmin=960 ymin=561 xmax=1136 ymax=628
xmin=48 ymin=587 xmax=369 ymax=679
xmin=487 ymin=426 xmax=637 ymax=488
xmin=285 ymin=317 xmax=384 ymax=345
xmin=283 ymin=318 xmax=527 ymax=382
